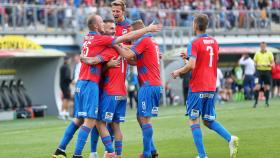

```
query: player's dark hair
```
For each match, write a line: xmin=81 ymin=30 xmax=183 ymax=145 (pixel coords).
xmin=194 ymin=14 xmax=209 ymax=32
xmin=103 ymin=19 xmax=115 ymax=23
xmin=111 ymin=0 xmax=126 ymax=11
xmin=260 ymin=41 xmax=266 ymax=45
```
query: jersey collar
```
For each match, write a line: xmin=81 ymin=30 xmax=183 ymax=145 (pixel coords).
xmin=116 ymin=17 xmax=129 ymax=26
xmin=196 ymin=33 xmax=208 ymax=38
xmin=142 ymin=33 xmax=153 ymax=38
xmin=88 ymin=31 xmax=99 ymax=35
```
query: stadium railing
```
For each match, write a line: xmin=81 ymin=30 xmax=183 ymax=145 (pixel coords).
xmin=0 ymin=4 xmax=280 ymax=36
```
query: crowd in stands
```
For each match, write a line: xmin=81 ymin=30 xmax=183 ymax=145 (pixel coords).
xmin=0 ymin=0 xmax=280 ymax=31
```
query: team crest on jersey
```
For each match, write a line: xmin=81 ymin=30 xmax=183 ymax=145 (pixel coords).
xmin=105 ymin=112 xmax=113 ymax=120
xmin=122 ymin=29 xmax=128 ymax=35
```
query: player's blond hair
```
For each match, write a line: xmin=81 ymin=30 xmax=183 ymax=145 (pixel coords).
xmin=111 ymin=0 xmax=126 ymax=11
xmin=131 ymin=20 xmax=145 ymax=30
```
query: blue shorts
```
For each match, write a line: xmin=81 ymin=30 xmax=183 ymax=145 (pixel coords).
xmin=74 ymin=80 xmax=99 ymax=119
xmin=186 ymin=90 xmax=216 ymax=121
xmin=98 ymin=92 xmax=127 ymax=123
xmin=137 ymin=86 xmax=162 ymax=117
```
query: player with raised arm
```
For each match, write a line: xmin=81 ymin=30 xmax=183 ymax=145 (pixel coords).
xmin=52 ymin=15 xmax=161 ymax=158
xmin=171 ymin=14 xmax=239 ymax=158
xmin=114 ymin=20 xmax=161 ymax=158
xmin=89 ymin=1 xmax=132 ymax=156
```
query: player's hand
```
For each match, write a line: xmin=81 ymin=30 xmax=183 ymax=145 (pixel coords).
xmin=180 ymin=52 xmax=187 ymax=59
xmin=171 ymin=70 xmax=180 ymax=79
xmin=147 ymin=23 xmax=162 ymax=33
xmin=107 ymin=56 xmax=120 ymax=68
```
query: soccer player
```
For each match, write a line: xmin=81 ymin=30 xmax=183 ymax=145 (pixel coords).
xmin=171 ymin=14 xmax=239 ymax=158
xmin=253 ymin=42 xmax=274 ymax=107
xmin=111 ymin=0 xmax=131 ymax=38
xmin=52 ymin=15 xmax=161 ymax=158
xmin=86 ymin=19 xmax=118 ymax=158
xmin=114 ymin=20 xmax=161 ymax=158
xmin=85 ymin=19 xmax=124 ymax=158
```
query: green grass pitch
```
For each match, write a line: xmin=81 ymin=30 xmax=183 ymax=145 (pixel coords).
xmin=0 ymin=99 xmax=280 ymax=158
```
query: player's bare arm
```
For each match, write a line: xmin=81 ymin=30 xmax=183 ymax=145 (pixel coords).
xmin=171 ymin=58 xmax=196 ymax=79
xmin=114 ymin=44 xmax=135 ymax=59
xmin=113 ymin=23 xmax=162 ymax=44
xmin=80 ymin=56 xmax=103 ymax=65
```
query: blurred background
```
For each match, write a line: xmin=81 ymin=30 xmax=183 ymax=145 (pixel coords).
xmin=0 ymin=0 xmax=280 ymax=120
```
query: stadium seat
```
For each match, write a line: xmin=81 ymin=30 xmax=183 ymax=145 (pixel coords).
xmin=1 ymin=80 xmax=15 ymax=110
xmin=16 ymin=79 xmax=47 ymax=117
xmin=0 ymin=88 xmax=5 ymax=111
xmin=9 ymin=80 xmax=21 ymax=109
xmin=16 ymin=80 xmax=31 ymax=108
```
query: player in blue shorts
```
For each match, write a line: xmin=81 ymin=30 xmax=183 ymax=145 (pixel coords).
xmin=171 ymin=14 xmax=239 ymax=158
xmin=52 ymin=15 xmax=162 ymax=158
xmin=114 ymin=20 xmax=161 ymax=158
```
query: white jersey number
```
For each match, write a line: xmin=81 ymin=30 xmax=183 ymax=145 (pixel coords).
xmin=206 ymin=46 xmax=214 ymax=67
xmin=82 ymin=41 xmax=91 ymax=57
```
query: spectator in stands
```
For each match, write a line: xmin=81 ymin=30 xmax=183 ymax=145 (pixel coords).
xmin=59 ymin=57 xmax=72 ymax=120
xmin=239 ymin=54 xmax=256 ymax=100
xmin=272 ymin=58 xmax=280 ymax=97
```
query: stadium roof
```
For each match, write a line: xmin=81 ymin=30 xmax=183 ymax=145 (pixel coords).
xmin=0 ymin=49 xmax=65 ymax=58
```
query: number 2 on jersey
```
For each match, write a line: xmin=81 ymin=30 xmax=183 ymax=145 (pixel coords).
xmin=206 ymin=46 xmax=214 ymax=67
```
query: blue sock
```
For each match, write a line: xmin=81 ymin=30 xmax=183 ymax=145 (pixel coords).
xmin=74 ymin=126 xmax=92 ymax=156
xmin=151 ymin=139 xmax=157 ymax=153
xmin=141 ymin=123 xmax=153 ymax=158
xmin=191 ymin=124 xmax=206 ymax=158
xmin=90 ymin=127 xmax=99 ymax=153
xmin=107 ymin=124 xmax=115 ymax=142
xmin=101 ymin=136 xmax=114 ymax=153
xmin=115 ymin=140 xmax=122 ymax=156
xmin=208 ymin=121 xmax=232 ymax=142
xmin=58 ymin=122 xmax=79 ymax=150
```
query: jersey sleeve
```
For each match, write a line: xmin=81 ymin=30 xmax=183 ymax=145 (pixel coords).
xmin=93 ymin=35 xmax=116 ymax=46
xmin=187 ymin=41 xmax=198 ymax=59
xmin=97 ymin=48 xmax=117 ymax=62
xmin=130 ymin=38 xmax=147 ymax=56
